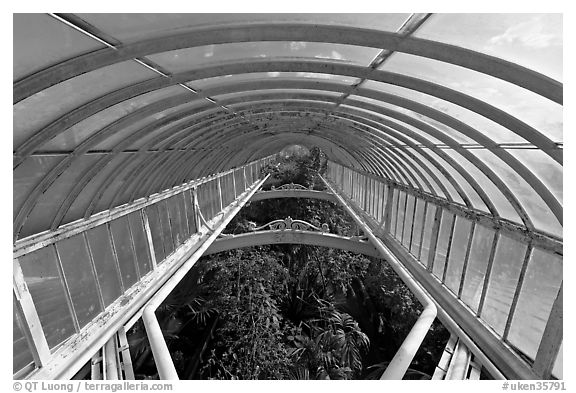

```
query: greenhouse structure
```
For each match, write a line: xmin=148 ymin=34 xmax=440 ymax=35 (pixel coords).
xmin=13 ymin=13 xmax=562 ymax=380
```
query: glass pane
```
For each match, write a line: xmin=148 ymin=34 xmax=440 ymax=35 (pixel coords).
xmin=460 ymin=225 xmax=495 ymax=312
xmin=166 ymin=196 xmax=185 ymax=247
xmin=127 ymin=211 xmax=152 ymax=276
xmin=157 ymin=200 xmax=175 ymax=255
xmin=381 ymin=53 xmax=563 ymax=142
xmin=507 ymin=149 xmax=562 ymax=205
xmin=183 ymin=189 xmax=197 ymax=234
xmin=444 ymin=217 xmax=472 ymax=294
xmin=508 ymin=248 xmax=562 ymax=359
xmin=176 ymin=193 xmax=191 ymax=240
xmin=13 ymin=156 xmax=64 ymax=222
xmin=13 ymin=304 xmax=34 ymax=374
xmin=419 ymin=204 xmax=437 ymax=266
xmin=402 ymin=194 xmax=415 ymax=248
xmin=85 ymin=225 xmax=123 ymax=306
xmin=109 ymin=217 xmax=139 ymax=288
xmin=56 ymin=235 xmax=102 ymax=329
xmin=433 ymin=211 xmax=454 ymax=279
xmin=18 ymin=246 xmax=76 ymax=348
xmin=481 ymin=234 xmax=527 ymax=336
xmin=44 ymin=86 xmax=188 ymax=151
xmin=410 ymin=199 xmax=425 ymax=256
xmin=14 ymin=61 xmax=158 ymax=149
xmin=20 ymin=155 xmax=101 ymax=239
xmin=442 ymin=149 xmax=522 ymax=224
xmin=145 ymin=204 xmax=166 ymax=263
xmin=13 ymin=13 xmax=104 ymax=81
xmin=414 ymin=13 xmax=563 ymax=81
xmin=77 ymin=13 xmax=409 ymax=43
xmin=395 ymin=191 xmax=406 ymax=240
xmin=149 ymin=42 xmax=381 ymax=73
xmin=470 ymin=149 xmax=562 ymax=237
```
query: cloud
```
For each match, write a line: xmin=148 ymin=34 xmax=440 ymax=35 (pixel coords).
xmin=488 ymin=17 xmax=561 ymax=49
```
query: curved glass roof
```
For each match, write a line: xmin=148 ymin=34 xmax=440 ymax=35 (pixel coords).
xmin=13 ymin=13 xmax=562 ymax=241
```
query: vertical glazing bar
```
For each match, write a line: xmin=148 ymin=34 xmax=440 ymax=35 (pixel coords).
xmin=416 ymin=201 xmax=428 ymax=261
xmin=217 ymin=176 xmax=223 ymax=212
xmin=52 ymin=244 xmax=81 ymax=332
xmin=192 ymin=187 xmax=201 ymax=233
xmin=232 ymin=169 xmax=237 ymax=198
xmin=82 ymin=232 xmax=106 ymax=311
xmin=407 ymin=195 xmax=418 ymax=250
xmin=503 ymin=244 xmax=533 ymax=340
xmin=104 ymin=335 xmax=119 ymax=380
xmin=426 ymin=207 xmax=443 ymax=272
xmin=141 ymin=209 xmax=157 ymax=269
xmin=179 ymin=193 xmax=190 ymax=240
xmin=477 ymin=230 xmax=500 ymax=317
xmin=441 ymin=214 xmax=458 ymax=284
xmin=13 ymin=259 xmax=52 ymax=366
xmin=458 ymin=221 xmax=476 ymax=298
xmin=242 ymin=166 xmax=247 ymax=191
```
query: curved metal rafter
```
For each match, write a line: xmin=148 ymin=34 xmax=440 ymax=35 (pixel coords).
xmin=12 ymin=60 xmax=561 ymax=239
xmin=14 ymin=23 xmax=561 ymax=104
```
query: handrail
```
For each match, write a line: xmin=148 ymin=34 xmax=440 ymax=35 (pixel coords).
xmin=140 ymin=174 xmax=270 ymax=379
xmin=321 ymin=175 xmax=437 ymax=380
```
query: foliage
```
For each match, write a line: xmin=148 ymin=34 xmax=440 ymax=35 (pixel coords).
xmin=128 ymin=146 xmax=449 ymax=380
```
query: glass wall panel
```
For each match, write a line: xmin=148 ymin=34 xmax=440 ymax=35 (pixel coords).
xmin=127 ymin=212 xmax=152 ymax=276
xmin=460 ymin=225 xmax=496 ymax=312
xmin=157 ymin=200 xmax=175 ymax=255
xmin=176 ymin=193 xmax=190 ymax=240
xmin=56 ymin=234 xmax=102 ymax=329
xmin=410 ymin=199 xmax=426 ymax=256
xmin=481 ymin=234 xmax=527 ymax=336
xmin=444 ymin=217 xmax=472 ymax=294
xmin=166 ymin=196 xmax=185 ymax=247
xmin=85 ymin=225 xmax=123 ymax=306
xmin=18 ymin=246 xmax=76 ymax=348
xmin=183 ymin=189 xmax=197 ymax=235
xmin=13 ymin=304 xmax=34 ymax=374
xmin=508 ymin=248 xmax=562 ymax=359
xmin=402 ymin=194 xmax=415 ymax=248
xmin=109 ymin=217 xmax=139 ymax=288
xmin=419 ymin=204 xmax=437 ymax=265
xmin=145 ymin=204 xmax=166 ymax=263
xmin=433 ymin=210 xmax=454 ymax=279
xmin=395 ymin=191 xmax=406 ymax=240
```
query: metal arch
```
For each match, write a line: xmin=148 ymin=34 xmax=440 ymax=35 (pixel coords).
xmin=119 ymin=131 xmax=360 ymax=210
xmin=15 ymin=60 xmax=561 ymax=168
xmin=204 ymin=230 xmax=381 ymax=258
xmin=13 ymin=69 xmax=560 ymax=228
xmin=225 ymin=99 xmax=538 ymax=228
xmin=106 ymin=92 xmax=528 ymax=222
xmin=139 ymin=126 xmax=383 ymax=198
xmin=16 ymin=79 xmax=552 ymax=236
xmin=14 ymin=23 xmax=561 ymax=104
xmin=159 ymin=119 xmax=422 ymax=192
xmin=180 ymin=96 xmax=535 ymax=226
xmin=173 ymin=115 xmax=430 ymax=190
